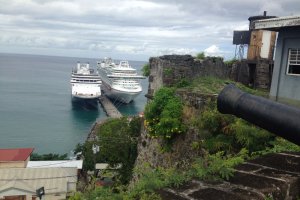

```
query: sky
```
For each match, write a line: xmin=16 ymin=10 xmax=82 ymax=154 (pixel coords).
xmin=0 ymin=0 xmax=300 ymax=61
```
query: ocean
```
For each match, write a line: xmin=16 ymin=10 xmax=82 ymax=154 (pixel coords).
xmin=0 ymin=53 xmax=148 ymax=154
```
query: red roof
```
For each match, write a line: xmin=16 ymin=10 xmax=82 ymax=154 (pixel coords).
xmin=0 ymin=148 xmax=34 ymax=161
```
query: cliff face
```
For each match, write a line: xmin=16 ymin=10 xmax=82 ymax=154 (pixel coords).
xmin=148 ymin=55 xmax=228 ymax=97
xmin=135 ymin=54 xmax=224 ymax=169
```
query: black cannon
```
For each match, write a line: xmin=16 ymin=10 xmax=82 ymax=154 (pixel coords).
xmin=217 ymin=84 xmax=300 ymax=146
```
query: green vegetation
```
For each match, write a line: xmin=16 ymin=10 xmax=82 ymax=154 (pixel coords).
xmin=191 ymin=149 xmax=247 ymax=181
xmin=30 ymin=153 xmax=68 ymax=161
xmin=224 ymin=58 xmax=238 ymax=66
xmin=142 ymin=63 xmax=150 ymax=77
xmin=196 ymin=52 xmax=205 ymax=59
xmin=70 ymin=149 xmax=247 ymax=200
xmin=174 ymin=78 xmax=191 ymax=88
xmin=75 ymin=117 xmax=142 ymax=184
xmin=196 ymin=102 xmax=274 ymax=154
xmin=70 ymin=76 xmax=299 ymax=200
xmin=183 ymin=76 xmax=267 ymax=96
xmin=144 ymin=87 xmax=185 ymax=140
xmin=163 ymin=68 xmax=173 ymax=76
xmin=206 ymin=56 xmax=224 ymax=63
xmin=195 ymin=52 xmax=224 ymax=63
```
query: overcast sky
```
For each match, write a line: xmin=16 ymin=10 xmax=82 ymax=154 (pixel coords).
xmin=0 ymin=0 xmax=299 ymax=61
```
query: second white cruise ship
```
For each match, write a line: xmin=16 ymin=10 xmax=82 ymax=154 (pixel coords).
xmin=97 ymin=58 xmax=145 ymax=103
xmin=71 ymin=62 xmax=102 ymax=100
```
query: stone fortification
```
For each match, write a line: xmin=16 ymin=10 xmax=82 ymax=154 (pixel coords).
xmin=134 ymin=54 xmax=299 ymax=199
xmin=148 ymin=55 xmax=228 ymax=97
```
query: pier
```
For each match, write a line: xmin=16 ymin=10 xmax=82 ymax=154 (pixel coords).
xmin=98 ymin=96 xmax=122 ymax=118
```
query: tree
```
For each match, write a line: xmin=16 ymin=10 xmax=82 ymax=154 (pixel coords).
xmin=196 ymin=52 xmax=205 ymax=60
xmin=142 ymin=63 xmax=150 ymax=77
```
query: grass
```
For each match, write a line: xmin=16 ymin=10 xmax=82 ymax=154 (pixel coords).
xmin=181 ymin=76 xmax=268 ymax=97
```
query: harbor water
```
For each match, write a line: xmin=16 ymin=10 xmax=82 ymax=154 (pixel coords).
xmin=0 ymin=53 xmax=148 ymax=154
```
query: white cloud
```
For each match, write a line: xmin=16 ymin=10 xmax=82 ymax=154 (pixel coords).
xmin=0 ymin=0 xmax=299 ymax=60
xmin=204 ymin=45 xmax=223 ymax=57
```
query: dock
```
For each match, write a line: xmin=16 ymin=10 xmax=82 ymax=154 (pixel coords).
xmin=98 ymin=96 xmax=122 ymax=118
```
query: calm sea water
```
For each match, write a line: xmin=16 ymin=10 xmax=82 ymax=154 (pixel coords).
xmin=0 ymin=53 xmax=148 ymax=154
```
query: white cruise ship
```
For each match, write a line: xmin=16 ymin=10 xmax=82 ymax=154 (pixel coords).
xmin=97 ymin=58 xmax=145 ymax=103
xmin=70 ymin=62 xmax=102 ymax=100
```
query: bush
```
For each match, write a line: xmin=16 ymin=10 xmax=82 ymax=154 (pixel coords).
xmin=142 ymin=63 xmax=150 ymax=77
xmin=76 ymin=117 xmax=142 ymax=184
xmin=224 ymin=58 xmax=238 ymax=67
xmin=196 ymin=52 xmax=205 ymax=59
xmin=144 ymin=87 xmax=185 ymax=140
xmin=206 ymin=56 xmax=224 ymax=63
xmin=97 ymin=117 xmax=142 ymax=184
xmin=198 ymin=101 xmax=275 ymax=154
xmin=191 ymin=149 xmax=248 ymax=181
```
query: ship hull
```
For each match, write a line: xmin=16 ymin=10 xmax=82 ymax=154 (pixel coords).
xmin=71 ymin=96 xmax=99 ymax=109
xmin=101 ymin=82 xmax=141 ymax=104
xmin=71 ymin=83 xmax=101 ymax=100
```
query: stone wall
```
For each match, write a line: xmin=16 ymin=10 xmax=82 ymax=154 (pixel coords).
xmin=256 ymin=59 xmax=272 ymax=89
xmin=134 ymin=92 xmax=214 ymax=170
xmin=138 ymin=54 xmax=226 ymax=170
xmin=135 ymin=124 xmax=203 ymax=170
xmin=158 ymin=152 xmax=300 ymax=200
xmin=148 ymin=55 xmax=229 ymax=97
xmin=176 ymin=89 xmax=217 ymax=110
xmin=230 ymin=59 xmax=272 ymax=90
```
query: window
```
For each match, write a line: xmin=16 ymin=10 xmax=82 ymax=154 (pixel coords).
xmin=287 ymin=48 xmax=300 ymax=75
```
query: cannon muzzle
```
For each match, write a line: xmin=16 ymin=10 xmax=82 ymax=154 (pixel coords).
xmin=217 ymin=84 xmax=300 ymax=146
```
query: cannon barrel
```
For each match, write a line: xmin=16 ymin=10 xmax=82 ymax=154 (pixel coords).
xmin=217 ymin=84 xmax=300 ymax=146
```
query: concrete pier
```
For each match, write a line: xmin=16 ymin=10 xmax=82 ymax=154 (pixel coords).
xmin=98 ymin=96 xmax=122 ymax=118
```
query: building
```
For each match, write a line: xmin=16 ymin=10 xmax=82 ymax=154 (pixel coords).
xmin=0 ymin=168 xmax=77 ymax=200
xmin=27 ymin=160 xmax=83 ymax=170
xmin=0 ymin=148 xmax=34 ymax=168
xmin=255 ymin=16 xmax=300 ymax=105
xmin=232 ymin=11 xmax=277 ymax=89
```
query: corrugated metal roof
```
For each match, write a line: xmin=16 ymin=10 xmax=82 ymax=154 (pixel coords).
xmin=27 ymin=160 xmax=83 ymax=169
xmin=95 ymin=163 xmax=121 ymax=170
xmin=255 ymin=15 xmax=300 ymax=30
xmin=0 ymin=168 xmax=77 ymax=194
xmin=0 ymin=148 xmax=34 ymax=161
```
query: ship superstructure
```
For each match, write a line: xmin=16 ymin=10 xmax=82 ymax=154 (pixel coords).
xmin=71 ymin=62 xmax=102 ymax=100
xmin=97 ymin=58 xmax=145 ymax=103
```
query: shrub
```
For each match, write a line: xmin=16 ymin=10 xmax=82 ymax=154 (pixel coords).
xmin=142 ymin=63 xmax=150 ymax=77
xmin=76 ymin=117 xmax=142 ymax=184
xmin=199 ymin=101 xmax=274 ymax=154
xmin=144 ymin=87 xmax=185 ymax=140
xmin=191 ymin=149 xmax=248 ymax=181
xmin=196 ymin=52 xmax=205 ymax=59
xmin=97 ymin=117 xmax=142 ymax=184
xmin=175 ymin=78 xmax=191 ymax=88
xmin=224 ymin=58 xmax=238 ymax=67
xmin=206 ymin=56 xmax=224 ymax=63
